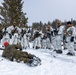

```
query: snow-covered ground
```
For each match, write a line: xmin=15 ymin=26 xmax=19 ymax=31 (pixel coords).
xmin=0 ymin=45 xmax=76 ymax=75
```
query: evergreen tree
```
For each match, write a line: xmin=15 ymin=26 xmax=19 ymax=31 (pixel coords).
xmin=0 ymin=0 xmax=28 ymax=26
xmin=51 ymin=19 xmax=59 ymax=29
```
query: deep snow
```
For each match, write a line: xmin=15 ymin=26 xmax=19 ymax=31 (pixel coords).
xmin=0 ymin=45 xmax=76 ymax=75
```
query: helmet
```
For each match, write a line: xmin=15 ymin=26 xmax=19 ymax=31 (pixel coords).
xmin=4 ymin=42 xmax=9 ymax=47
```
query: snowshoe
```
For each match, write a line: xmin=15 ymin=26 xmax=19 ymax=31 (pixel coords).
xmin=27 ymin=56 xmax=41 ymax=67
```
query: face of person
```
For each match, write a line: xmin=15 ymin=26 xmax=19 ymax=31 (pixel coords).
xmin=58 ymin=21 xmax=62 ymax=27
xmin=13 ymin=22 xmax=16 ymax=27
xmin=67 ymin=24 xmax=72 ymax=27
xmin=47 ymin=25 xmax=50 ymax=30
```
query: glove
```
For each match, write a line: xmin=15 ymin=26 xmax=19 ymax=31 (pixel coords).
xmin=70 ymin=36 xmax=74 ymax=42
xmin=54 ymin=30 xmax=58 ymax=35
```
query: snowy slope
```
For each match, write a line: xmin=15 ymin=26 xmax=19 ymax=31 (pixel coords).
xmin=0 ymin=47 xmax=76 ymax=75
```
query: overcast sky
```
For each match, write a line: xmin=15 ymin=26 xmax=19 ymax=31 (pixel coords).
xmin=0 ymin=0 xmax=76 ymax=25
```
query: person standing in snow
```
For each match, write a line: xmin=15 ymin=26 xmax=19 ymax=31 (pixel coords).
xmin=54 ymin=21 xmax=65 ymax=53
xmin=41 ymin=33 xmax=54 ymax=50
xmin=26 ymin=28 xmax=32 ymax=42
xmin=7 ymin=21 xmax=21 ymax=35
xmin=46 ymin=25 xmax=53 ymax=43
xmin=65 ymin=21 xmax=76 ymax=55
xmin=46 ymin=25 xmax=54 ymax=49
xmin=33 ymin=31 xmax=42 ymax=49
xmin=20 ymin=29 xmax=29 ymax=49
xmin=11 ymin=29 xmax=19 ymax=45
xmin=1 ymin=31 xmax=10 ymax=46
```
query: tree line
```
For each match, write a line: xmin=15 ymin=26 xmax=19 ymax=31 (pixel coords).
xmin=32 ymin=19 xmax=76 ymax=33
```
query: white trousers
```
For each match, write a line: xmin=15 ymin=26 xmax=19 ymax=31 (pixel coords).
xmin=33 ymin=37 xmax=41 ymax=49
xmin=66 ymin=36 xmax=74 ymax=53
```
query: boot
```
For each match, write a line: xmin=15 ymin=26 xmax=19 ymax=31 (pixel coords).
xmin=67 ymin=52 xmax=75 ymax=56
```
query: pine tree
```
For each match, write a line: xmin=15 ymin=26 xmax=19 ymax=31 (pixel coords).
xmin=0 ymin=0 xmax=28 ymax=26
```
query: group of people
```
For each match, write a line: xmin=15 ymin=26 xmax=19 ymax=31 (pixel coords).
xmin=0 ymin=20 xmax=76 ymax=56
xmin=32 ymin=21 xmax=76 ymax=56
xmin=0 ymin=22 xmax=31 ymax=49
